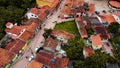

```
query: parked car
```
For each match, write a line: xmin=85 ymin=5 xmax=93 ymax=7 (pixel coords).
xmin=35 ymin=46 xmax=44 ymax=53
xmin=28 ymin=55 xmax=34 ymax=62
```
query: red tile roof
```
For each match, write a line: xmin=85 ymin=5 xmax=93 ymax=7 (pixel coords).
xmin=28 ymin=60 xmax=43 ymax=68
xmin=44 ymin=38 xmax=58 ymax=51
xmin=94 ymin=24 xmax=110 ymax=39
xmin=5 ymin=18 xmax=42 ymax=41
xmin=109 ymin=1 xmax=120 ymax=8
xmin=35 ymin=50 xmax=55 ymax=66
xmin=86 ymin=3 xmax=95 ymax=14
xmin=19 ymin=31 xmax=33 ymax=41
xmin=35 ymin=50 xmax=69 ymax=68
xmin=91 ymin=34 xmax=102 ymax=46
xmin=65 ymin=0 xmax=84 ymax=7
xmin=61 ymin=0 xmax=84 ymax=15
xmin=77 ymin=21 xmax=88 ymax=38
xmin=51 ymin=30 xmax=75 ymax=40
xmin=0 ymin=48 xmax=15 ymax=68
xmin=24 ymin=18 xmax=42 ymax=32
xmin=5 ymin=26 xmax=25 ymax=35
xmin=27 ymin=7 xmax=51 ymax=21
xmin=100 ymin=14 xmax=116 ymax=25
xmin=83 ymin=46 xmax=95 ymax=58
xmin=113 ymin=11 xmax=120 ymax=18
xmin=5 ymin=40 xmax=25 ymax=54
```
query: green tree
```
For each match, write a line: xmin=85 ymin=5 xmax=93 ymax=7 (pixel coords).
xmin=107 ymin=22 xmax=120 ymax=34
xmin=73 ymin=51 xmax=116 ymax=68
xmin=63 ymin=38 xmax=85 ymax=60
xmin=0 ymin=0 xmax=35 ymax=39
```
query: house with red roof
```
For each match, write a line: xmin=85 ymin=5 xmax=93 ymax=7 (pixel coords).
xmin=112 ymin=12 xmax=120 ymax=24
xmin=86 ymin=3 xmax=95 ymax=16
xmin=50 ymin=30 xmax=75 ymax=42
xmin=5 ymin=18 xmax=42 ymax=41
xmin=5 ymin=40 xmax=26 ymax=54
xmin=98 ymin=14 xmax=116 ymax=25
xmin=28 ymin=60 xmax=43 ymax=68
xmin=83 ymin=46 xmax=95 ymax=59
xmin=75 ymin=18 xmax=88 ymax=38
xmin=34 ymin=50 xmax=69 ymax=68
xmin=91 ymin=34 xmax=103 ymax=50
xmin=0 ymin=48 xmax=15 ymax=68
xmin=25 ymin=6 xmax=52 ymax=21
xmin=44 ymin=38 xmax=61 ymax=53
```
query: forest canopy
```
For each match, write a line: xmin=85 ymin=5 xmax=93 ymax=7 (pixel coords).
xmin=0 ymin=0 xmax=35 ymax=39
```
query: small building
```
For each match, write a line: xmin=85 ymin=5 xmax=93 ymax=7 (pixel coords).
xmin=50 ymin=30 xmax=75 ymax=42
xmin=76 ymin=20 xmax=88 ymax=38
xmin=99 ymin=14 xmax=116 ymax=25
xmin=44 ymin=38 xmax=61 ymax=52
xmin=5 ymin=40 xmax=26 ymax=54
xmin=5 ymin=18 xmax=42 ymax=41
xmin=34 ymin=50 xmax=69 ymax=68
xmin=25 ymin=7 xmax=52 ymax=21
xmin=91 ymin=34 xmax=102 ymax=50
xmin=83 ymin=46 xmax=95 ymax=59
xmin=86 ymin=3 xmax=95 ymax=16
xmin=112 ymin=12 xmax=120 ymax=24
xmin=0 ymin=48 xmax=15 ymax=68
xmin=28 ymin=60 xmax=43 ymax=68
xmin=93 ymin=23 xmax=110 ymax=40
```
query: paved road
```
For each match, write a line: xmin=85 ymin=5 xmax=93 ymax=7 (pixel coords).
xmin=11 ymin=0 xmax=66 ymax=68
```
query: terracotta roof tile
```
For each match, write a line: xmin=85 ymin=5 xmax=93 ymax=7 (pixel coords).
xmin=61 ymin=0 xmax=84 ymax=15
xmin=51 ymin=30 xmax=75 ymax=40
xmin=0 ymin=48 xmax=15 ymax=68
xmin=35 ymin=50 xmax=54 ymax=66
xmin=94 ymin=24 xmax=110 ymax=39
xmin=44 ymin=38 xmax=58 ymax=50
xmin=35 ymin=50 xmax=69 ymax=68
xmin=86 ymin=3 xmax=95 ymax=14
xmin=109 ymin=1 xmax=120 ymax=8
xmin=5 ymin=40 xmax=25 ymax=54
xmin=27 ymin=7 xmax=51 ymax=21
xmin=100 ymin=14 xmax=116 ymax=25
xmin=83 ymin=46 xmax=95 ymax=58
xmin=77 ymin=21 xmax=88 ymax=38
xmin=28 ymin=60 xmax=43 ymax=68
xmin=19 ymin=31 xmax=33 ymax=41
xmin=5 ymin=26 xmax=25 ymax=35
xmin=113 ymin=11 xmax=120 ymax=18
xmin=91 ymin=34 xmax=102 ymax=46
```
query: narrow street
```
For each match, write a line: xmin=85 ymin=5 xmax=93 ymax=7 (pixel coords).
xmin=11 ymin=0 xmax=66 ymax=68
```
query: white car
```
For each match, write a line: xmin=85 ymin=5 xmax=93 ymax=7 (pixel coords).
xmin=34 ymin=47 xmax=40 ymax=53
xmin=35 ymin=46 xmax=44 ymax=53
xmin=28 ymin=55 xmax=34 ymax=62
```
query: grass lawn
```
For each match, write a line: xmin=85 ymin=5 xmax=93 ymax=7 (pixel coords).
xmin=54 ymin=21 xmax=79 ymax=35
xmin=54 ymin=21 xmax=85 ymax=60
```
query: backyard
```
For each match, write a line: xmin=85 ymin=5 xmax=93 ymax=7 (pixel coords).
xmin=54 ymin=21 xmax=85 ymax=60
xmin=55 ymin=21 xmax=79 ymax=34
